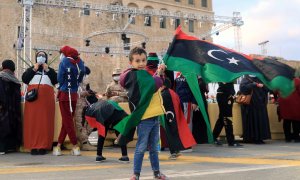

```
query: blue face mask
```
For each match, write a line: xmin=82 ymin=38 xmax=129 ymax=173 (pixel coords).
xmin=37 ymin=56 xmax=46 ymax=64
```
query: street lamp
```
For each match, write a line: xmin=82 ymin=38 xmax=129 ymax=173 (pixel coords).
xmin=258 ymin=40 xmax=269 ymax=55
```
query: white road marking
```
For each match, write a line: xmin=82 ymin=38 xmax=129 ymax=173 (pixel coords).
xmin=109 ymin=165 xmax=292 ymax=180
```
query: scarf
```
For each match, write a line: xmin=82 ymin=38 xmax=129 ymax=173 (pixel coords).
xmin=0 ymin=69 xmax=20 ymax=84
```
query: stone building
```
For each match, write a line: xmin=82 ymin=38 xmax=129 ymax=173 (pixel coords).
xmin=0 ymin=0 xmax=214 ymax=93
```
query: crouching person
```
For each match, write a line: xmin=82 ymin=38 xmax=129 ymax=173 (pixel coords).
xmin=83 ymin=95 xmax=133 ymax=163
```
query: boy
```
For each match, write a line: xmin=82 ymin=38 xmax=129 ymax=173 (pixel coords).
xmin=119 ymin=47 xmax=167 ymax=180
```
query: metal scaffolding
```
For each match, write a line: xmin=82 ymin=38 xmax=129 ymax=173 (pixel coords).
xmin=17 ymin=0 xmax=244 ymax=59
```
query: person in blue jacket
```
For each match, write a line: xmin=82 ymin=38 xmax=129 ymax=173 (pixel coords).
xmin=53 ymin=46 xmax=85 ymax=156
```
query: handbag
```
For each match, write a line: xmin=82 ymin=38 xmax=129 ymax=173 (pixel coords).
xmin=25 ymin=72 xmax=43 ymax=102
xmin=236 ymin=91 xmax=253 ymax=105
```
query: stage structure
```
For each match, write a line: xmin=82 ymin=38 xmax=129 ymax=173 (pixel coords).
xmin=17 ymin=0 xmax=244 ymax=76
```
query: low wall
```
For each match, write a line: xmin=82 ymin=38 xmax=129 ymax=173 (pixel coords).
xmin=21 ymin=102 xmax=283 ymax=149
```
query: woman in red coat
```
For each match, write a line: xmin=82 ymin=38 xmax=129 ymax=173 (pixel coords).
xmin=278 ymin=77 xmax=300 ymax=142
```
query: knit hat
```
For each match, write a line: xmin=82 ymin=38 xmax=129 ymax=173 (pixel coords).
xmin=2 ymin=59 xmax=15 ymax=72
xmin=146 ymin=52 xmax=159 ymax=70
xmin=147 ymin=52 xmax=159 ymax=62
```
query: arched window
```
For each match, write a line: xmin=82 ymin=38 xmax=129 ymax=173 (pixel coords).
xmin=159 ymin=9 xmax=168 ymax=29
xmin=174 ymin=11 xmax=181 ymax=29
xmin=128 ymin=3 xmax=138 ymax=24
xmin=189 ymin=20 xmax=194 ymax=32
xmin=201 ymin=0 xmax=207 ymax=7
xmin=144 ymin=6 xmax=153 ymax=26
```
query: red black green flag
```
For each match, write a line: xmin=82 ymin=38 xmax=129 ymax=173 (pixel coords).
xmin=160 ymin=89 xmax=197 ymax=150
xmin=114 ymin=69 xmax=157 ymax=136
xmin=164 ymin=26 xmax=295 ymax=143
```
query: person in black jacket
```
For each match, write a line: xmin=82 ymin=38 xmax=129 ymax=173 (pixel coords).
xmin=22 ymin=51 xmax=58 ymax=155
xmin=213 ymin=82 xmax=242 ymax=147
xmin=240 ymin=75 xmax=271 ymax=144
xmin=0 ymin=60 xmax=22 ymax=155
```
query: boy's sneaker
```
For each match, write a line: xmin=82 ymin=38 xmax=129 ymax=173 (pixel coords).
xmin=169 ymin=154 xmax=177 ymax=160
xmin=95 ymin=156 xmax=106 ymax=162
xmin=130 ymin=174 xmax=140 ymax=180
xmin=154 ymin=172 xmax=168 ymax=180
xmin=0 ymin=152 xmax=5 ymax=155
xmin=228 ymin=142 xmax=243 ymax=147
xmin=175 ymin=152 xmax=182 ymax=157
xmin=180 ymin=148 xmax=193 ymax=153
xmin=52 ymin=146 xmax=62 ymax=156
xmin=118 ymin=156 xmax=130 ymax=163
xmin=71 ymin=146 xmax=81 ymax=156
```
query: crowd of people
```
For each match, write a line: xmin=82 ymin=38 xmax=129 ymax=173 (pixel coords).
xmin=0 ymin=46 xmax=299 ymax=180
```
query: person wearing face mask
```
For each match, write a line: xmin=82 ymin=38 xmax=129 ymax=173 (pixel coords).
xmin=104 ymin=68 xmax=128 ymax=103
xmin=22 ymin=51 xmax=58 ymax=155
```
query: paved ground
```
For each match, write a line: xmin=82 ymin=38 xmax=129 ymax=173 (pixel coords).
xmin=1 ymin=140 xmax=300 ymax=180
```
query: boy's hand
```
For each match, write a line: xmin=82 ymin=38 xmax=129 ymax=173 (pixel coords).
xmin=157 ymin=64 xmax=166 ymax=75
xmin=158 ymin=64 xmax=166 ymax=71
xmin=191 ymin=103 xmax=198 ymax=111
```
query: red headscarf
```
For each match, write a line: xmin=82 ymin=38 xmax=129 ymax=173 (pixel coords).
xmin=60 ymin=46 xmax=80 ymax=64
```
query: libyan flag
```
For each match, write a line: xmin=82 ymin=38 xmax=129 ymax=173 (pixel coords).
xmin=160 ymin=88 xmax=197 ymax=150
xmin=113 ymin=69 xmax=196 ymax=147
xmin=114 ymin=69 xmax=160 ymax=136
xmin=164 ymin=26 xmax=295 ymax=143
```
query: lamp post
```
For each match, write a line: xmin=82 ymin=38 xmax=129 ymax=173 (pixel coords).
xmin=258 ymin=40 xmax=269 ymax=55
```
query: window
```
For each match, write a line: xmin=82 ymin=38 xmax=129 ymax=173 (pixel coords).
xmin=189 ymin=20 xmax=194 ymax=32
xmin=159 ymin=17 xmax=166 ymax=29
xmin=123 ymin=38 xmax=130 ymax=50
xmin=175 ymin=0 xmax=180 ymax=2
xmin=83 ymin=4 xmax=90 ymax=15
xmin=175 ymin=18 xmax=181 ymax=29
xmin=201 ymin=0 xmax=207 ymax=7
xmin=128 ymin=14 xmax=135 ymax=24
xmin=144 ymin=16 xmax=151 ymax=26
xmin=188 ymin=0 xmax=194 ymax=5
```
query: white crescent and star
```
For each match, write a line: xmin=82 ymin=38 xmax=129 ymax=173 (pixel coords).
xmin=226 ymin=57 xmax=240 ymax=65
xmin=207 ymin=49 xmax=240 ymax=65
xmin=207 ymin=50 xmax=227 ymax=61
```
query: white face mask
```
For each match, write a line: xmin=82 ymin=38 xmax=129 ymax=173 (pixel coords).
xmin=37 ymin=56 xmax=46 ymax=64
xmin=113 ymin=76 xmax=120 ymax=81
xmin=60 ymin=53 xmax=65 ymax=61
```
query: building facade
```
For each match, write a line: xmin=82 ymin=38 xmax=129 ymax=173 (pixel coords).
xmin=0 ymin=0 xmax=214 ymax=93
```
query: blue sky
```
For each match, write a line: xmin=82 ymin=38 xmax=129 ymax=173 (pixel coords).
xmin=212 ymin=0 xmax=300 ymax=61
